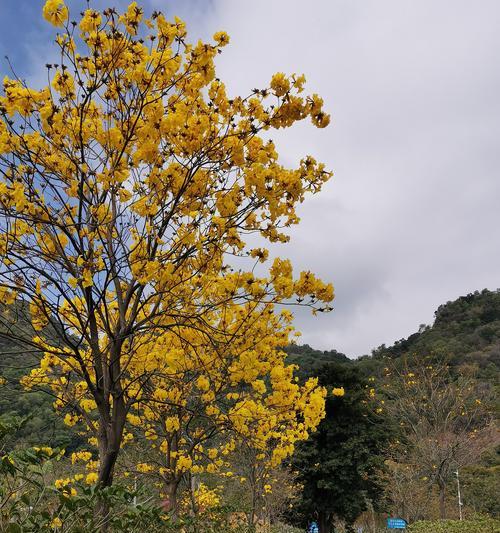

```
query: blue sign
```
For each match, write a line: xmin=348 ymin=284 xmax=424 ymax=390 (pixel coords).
xmin=387 ymin=518 xmax=407 ymax=529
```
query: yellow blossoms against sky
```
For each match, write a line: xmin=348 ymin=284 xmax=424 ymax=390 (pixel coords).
xmin=0 ymin=0 xmax=333 ymax=488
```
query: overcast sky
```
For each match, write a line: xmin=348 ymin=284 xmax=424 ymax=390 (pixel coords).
xmin=2 ymin=1 xmax=499 ymax=357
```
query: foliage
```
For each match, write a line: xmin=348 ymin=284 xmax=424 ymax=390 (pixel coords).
xmin=382 ymin=357 xmax=497 ymax=520
xmin=287 ymin=362 xmax=391 ymax=532
xmin=0 ymin=430 xmax=300 ymax=532
xmin=352 ymin=290 xmax=500 ymax=523
xmin=216 ymin=445 xmax=301 ymax=526
xmin=461 ymin=450 xmax=500 ymax=517
xmin=0 ymin=308 xmax=80 ymax=450
xmin=284 ymin=344 xmax=350 ymax=378
xmin=0 ymin=416 xmax=164 ymax=532
xmin=407 ymin=516 xmax=500 ymax=533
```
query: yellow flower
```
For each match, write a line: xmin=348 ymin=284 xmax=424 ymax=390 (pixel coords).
xmin=270 ymin=72 xmax=290 ymax=97
xmin=79 ymin=9 xmax=102 ymax=33
xmin=213 ymin=31 xmax=230 ymax=47
xmin=42 ymin=0 xmax=68 ymax=27
xmin=71 ymin=451 xmax=92 ymax=464
xmin=136 ymin=462 xmax=153 ymax=473
xmin=332 ymin=387 xmax=345 ymax=397
xmin=54 ymin=478 xmax=71 ymax=489
xmin=176 ymin=455 xmax=192 ymax=472
xmin=50 ymin=517 xmax=63 ymax=529
xmin=81 ymin=268 xmax=93 ymax=288
xmin=64 ymin=413 xmax=78 ymax=427
xmin=196 ymin=375 xmax=210 ymax=392
xmin=208 ymin=448 xmax=218 ymax=460
xmin=85 ymin=472 xmax=98 ymax=485
xmin=165 ymin=416 xmax=180 ymax=433
xmin=119 ymin=2 xmax=143 ymax=35
xmin=34 ymin=446 xmax=54 ymax=456
xmin=194 ymin=483 xmax=220 ymax=508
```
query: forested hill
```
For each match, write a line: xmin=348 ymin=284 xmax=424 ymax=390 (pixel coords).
xmin=369 ymin=289 xmax=500 ymax=375
xmin=0 ymin=303 xmax=83 ymax=449
xmin=285 ymin=289 xmax=500 ymax=383
xmin=284 ymin=344 xmax=350 ymax=376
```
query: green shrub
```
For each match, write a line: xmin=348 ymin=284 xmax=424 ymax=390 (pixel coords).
xmin=408 ymin=516 xmax=500 ymax=533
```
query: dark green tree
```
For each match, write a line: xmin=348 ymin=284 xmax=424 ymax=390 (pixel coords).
xmin=288 ymin=363 xmax=391 ymax=533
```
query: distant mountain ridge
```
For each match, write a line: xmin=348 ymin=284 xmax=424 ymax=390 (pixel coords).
xmin=285 ymin=289 xmax=500 ymax=382
xmin=284 ymin=344 xmax=351 ymax=377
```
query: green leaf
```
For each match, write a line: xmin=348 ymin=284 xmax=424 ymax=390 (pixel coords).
xmin=5 ymin=523 xmax=23 ymax=533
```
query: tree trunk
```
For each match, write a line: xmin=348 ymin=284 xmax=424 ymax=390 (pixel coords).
xmin=188 ymin=474 xmax=198 ymax=516
xmin=438 ymin=480 xmax=446 ymax=519
xmin=95 ymin=436 xmax=115 ymax=531
xmin=95 ymin=398 xmax=127 ymax=531
xmin=248 ymin=469 xmax=257 ymax=527
xmin=97 ymin=392 xmax=127 ymax=485
xmin=99 ymin=449 xmax=119 ymax=486
xmin=163 ymin=479 xmax=180 ymax=518
xmin=95 ymin=447 xmax=120 ymax=532
xmin=319 ymin=511 xmax=332 ymax=533
xmin=97 ymin=428 xmax=121 ymax=487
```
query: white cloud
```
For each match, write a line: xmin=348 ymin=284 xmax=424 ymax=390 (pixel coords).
xmin=187 ymin=0 xmax=500 ymax=356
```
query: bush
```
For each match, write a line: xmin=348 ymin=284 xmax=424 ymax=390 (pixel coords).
xmin=408 ymin=516 xmax=500 ymax=533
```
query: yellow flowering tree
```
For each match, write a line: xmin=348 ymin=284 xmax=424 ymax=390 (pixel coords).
xmin=118 ymin=308 xmax=326 ymax=509
xmin=0 ymin=1 xmax=332 ymax=489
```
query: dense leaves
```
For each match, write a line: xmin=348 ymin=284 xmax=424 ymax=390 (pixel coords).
xmin=371 ymin=289 xmax=500 ymax=376
xmin=287 ymin=363 xmax=391 ymax=533
xmin=407 ymin=516 xmax=500 ymax=533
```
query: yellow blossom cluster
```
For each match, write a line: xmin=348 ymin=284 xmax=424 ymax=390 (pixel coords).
xmin=193 ymin=483 xmax=220 ymax=510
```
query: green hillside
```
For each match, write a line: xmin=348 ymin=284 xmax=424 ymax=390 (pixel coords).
xmin=0 ymin=303 xmax=82 ymax=450
xmin=284 ymin=290 xmax=500 ymax=382
xmin=284 ymin=343 xmax=350 ymax=377
xmin=371 ymin=289 xmax=500 ymax=373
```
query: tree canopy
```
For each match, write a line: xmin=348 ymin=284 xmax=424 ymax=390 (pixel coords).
xmin=0 ymin=0 xmax=333 ymax=496
xmin=288 ymin=362 xmax=391 ymax=533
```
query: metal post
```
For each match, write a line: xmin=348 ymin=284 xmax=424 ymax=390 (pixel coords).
xmin=455 ymin=470 xmax=463 ymax=520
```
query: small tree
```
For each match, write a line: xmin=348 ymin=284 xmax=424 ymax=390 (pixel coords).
xmin=109 ymin=312 xmax=327 ymax=512
xmin=384 ymin=357 xmax=497 ymax=519
xmin=288 ymin=363 xmax=391 ymax=533
xmin=0 ymin=0 xmax=333 ymax=492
